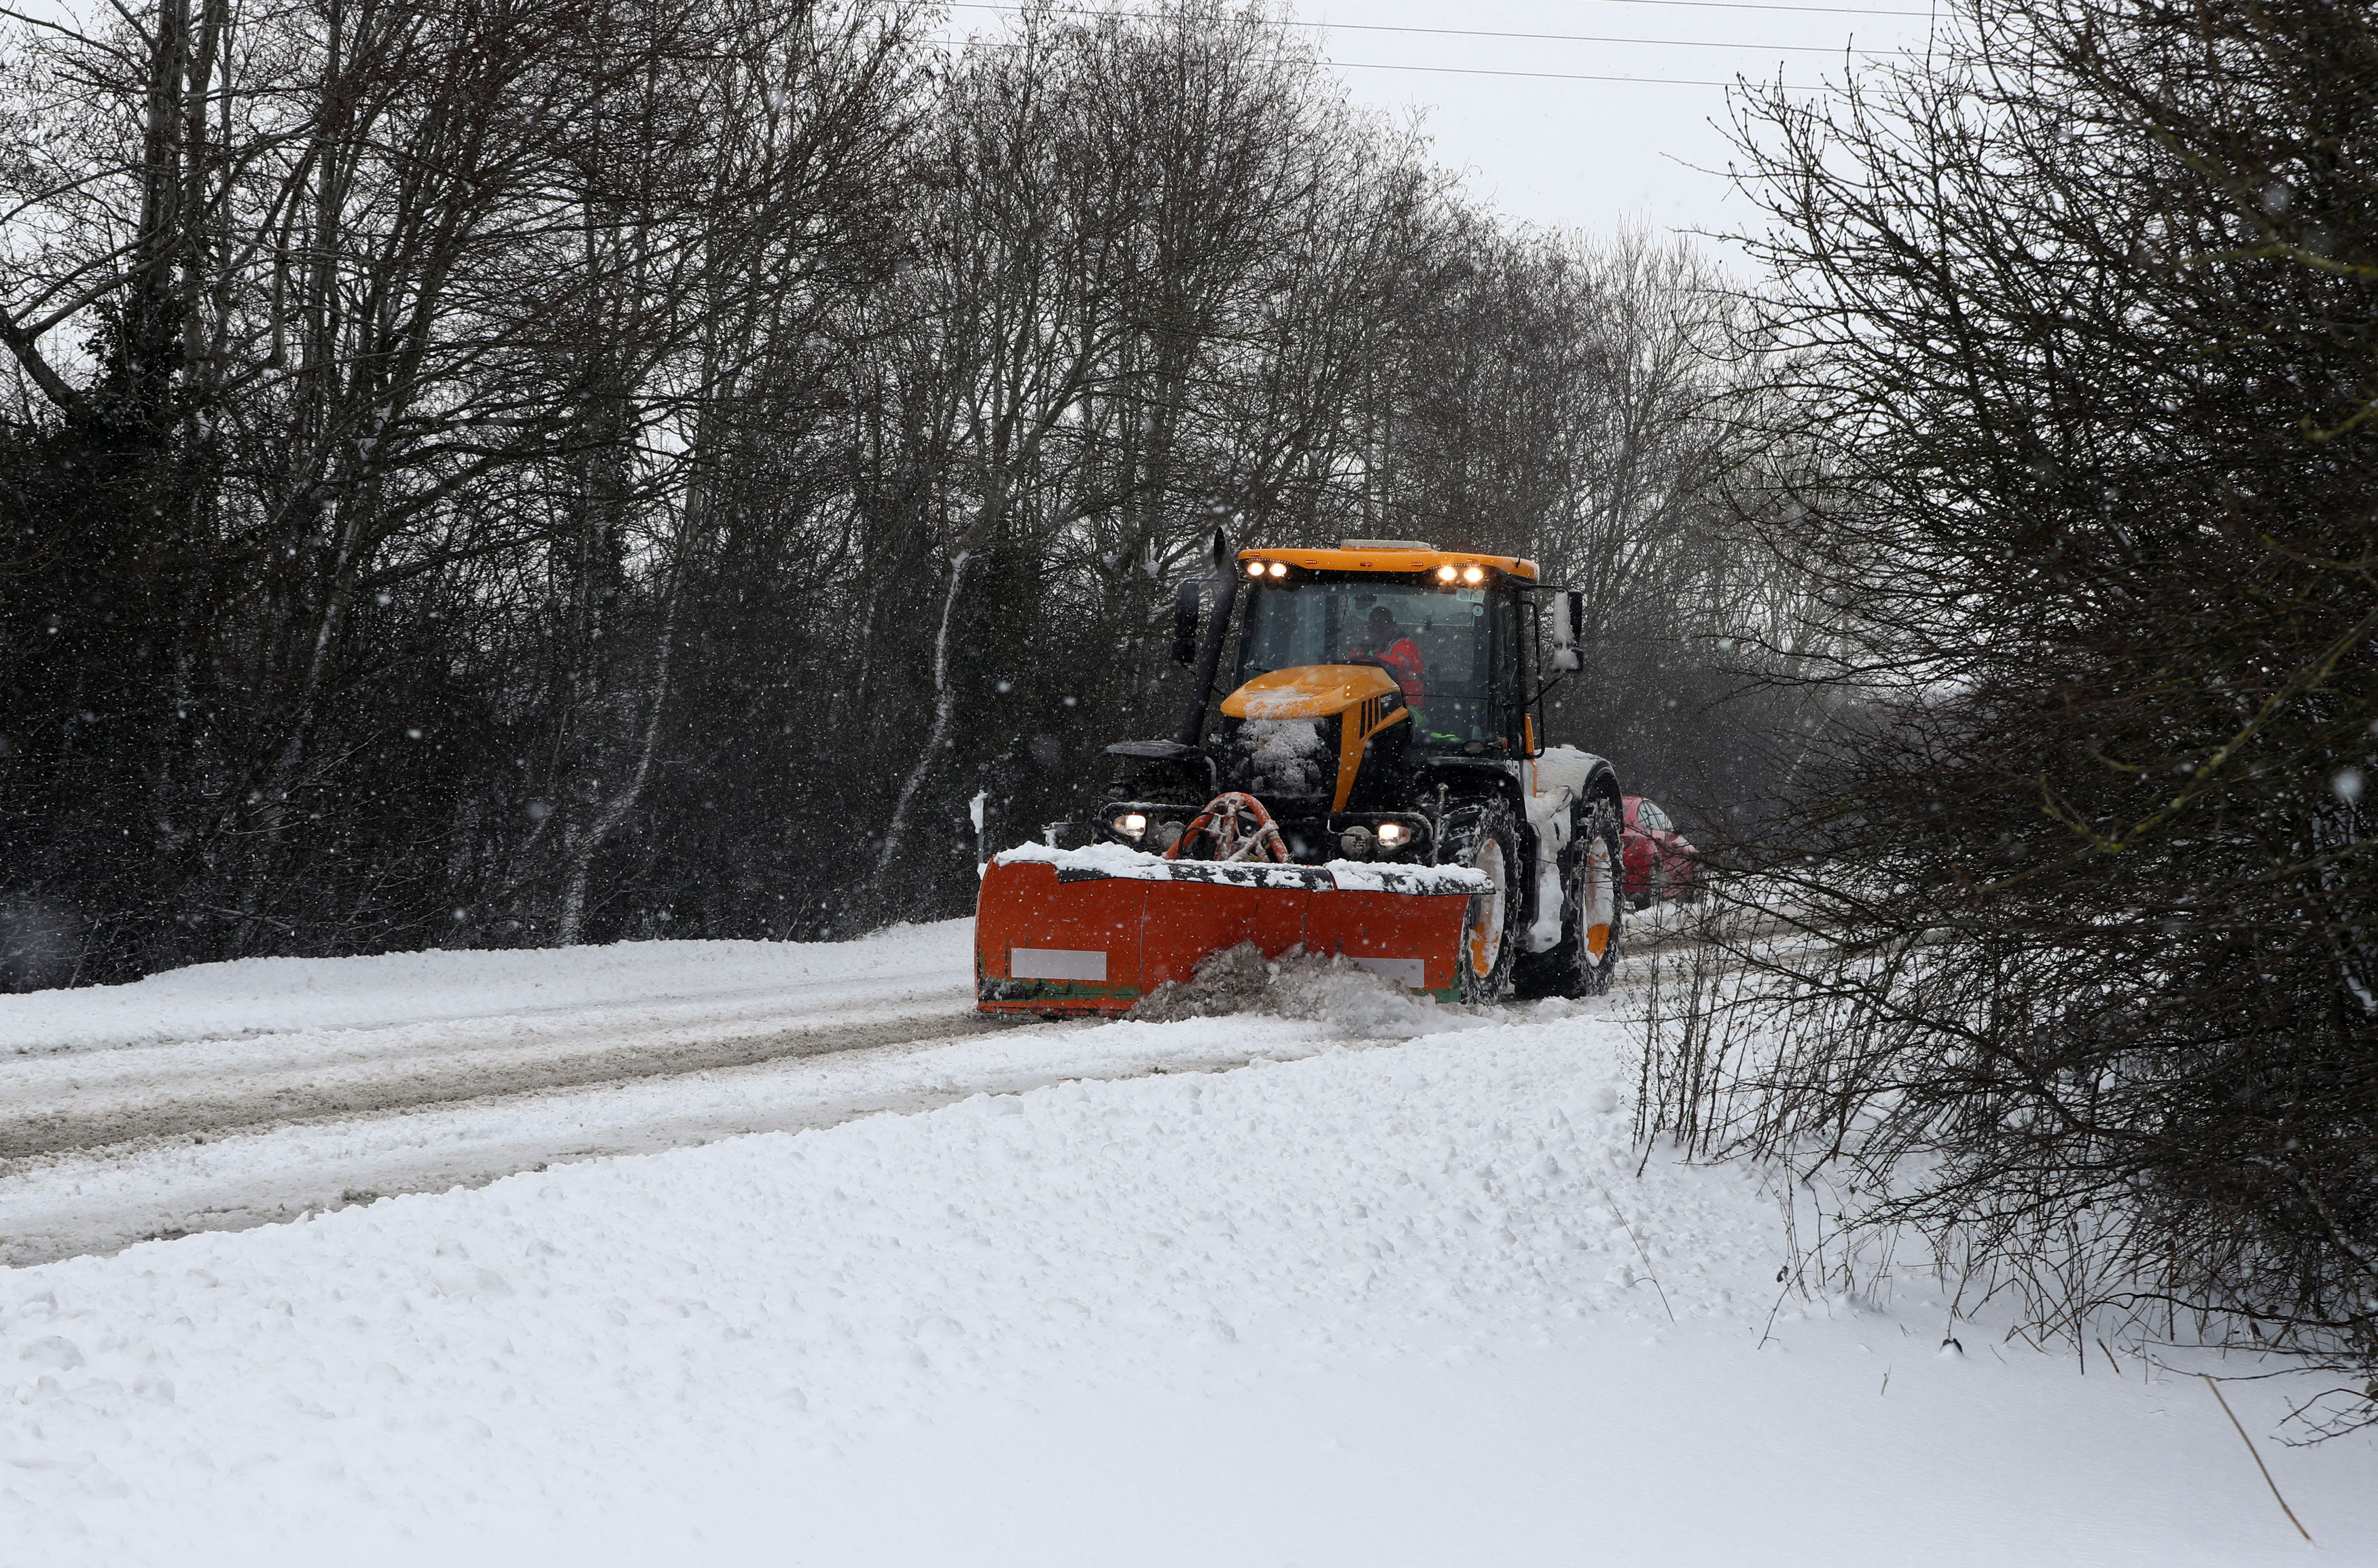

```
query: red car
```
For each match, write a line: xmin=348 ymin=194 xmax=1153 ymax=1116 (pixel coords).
xmin=1621 ymin=796 xmax=1699 ymax=907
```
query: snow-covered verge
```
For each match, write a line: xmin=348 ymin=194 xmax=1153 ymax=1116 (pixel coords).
xmin=0 ymin=922 xmax=974 ymax=1058
xmin=5 ymin=997 xmax=2372 ymax=1566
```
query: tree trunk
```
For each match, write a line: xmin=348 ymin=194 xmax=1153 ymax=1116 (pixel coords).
xmin=870 ymin=546 xmax=972 ymax=894
xmin=556 ymin=577 xmax=679 ymax=946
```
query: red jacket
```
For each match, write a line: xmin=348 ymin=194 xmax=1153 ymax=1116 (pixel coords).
xmin=1364 ymin=636 xmax=1425 ymax=707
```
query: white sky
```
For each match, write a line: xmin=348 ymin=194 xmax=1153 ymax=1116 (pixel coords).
xmin=10 ymin=0 xmax=1945 ymax=266
xmin=940 ymin=0 xmax=1949 ymax=266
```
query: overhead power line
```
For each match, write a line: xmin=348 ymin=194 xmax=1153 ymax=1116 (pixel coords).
xmin=1315 ymin=24 xmax=1905 ymax=56
xmin=927 ymin=41 xmax=1845 ymax=87
xmin=942 ymin=0 xmax=1938 ymax=30
xmin=936 ymin=5 xmax=1928 ymax=68
xmin=1376 ymin=27 xmax=1911 ymax=55
xmin=1320 ymin=57 xmax=1855 ymax=86
xmin=1328 ymin=60 xmax=1762 ymax=84
xmin=931 ymin=9 xmax=1896 ymax=84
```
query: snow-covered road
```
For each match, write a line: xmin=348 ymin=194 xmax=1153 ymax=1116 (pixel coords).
xmin=0 ymin=923 xmax=993 ymax=1261
xmin=0 ymin=923 xmax=1146 ymax=1264
xmin=0 ymin=904 xmax=1788 ymax=1268
xmin=0 ymin=995 xmax=1001 ymax=1160
xmin=3 ymin=922 xmax=1529 ymax=1266
xmin=0 ymin=923 xmax=993 ymax=1150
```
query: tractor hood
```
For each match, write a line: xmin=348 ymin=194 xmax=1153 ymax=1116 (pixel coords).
xmin=1220 ymin=664 xmax=1400 ymax=721
xmin=1218 ymin=665 xmax=1410 ymax=813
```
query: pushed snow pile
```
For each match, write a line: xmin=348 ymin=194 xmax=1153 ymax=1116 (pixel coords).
xmin=1130 ymin=942 xmax=1483 ymax=1037
xmin=993 ymin=839 xmax=1189 ymax=880
xmin=994 ymin=840 xmax=1487 ymax=894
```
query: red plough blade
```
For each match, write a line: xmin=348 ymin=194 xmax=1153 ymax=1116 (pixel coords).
xmin=974 ymin=847 xmax=1481 ymax=1015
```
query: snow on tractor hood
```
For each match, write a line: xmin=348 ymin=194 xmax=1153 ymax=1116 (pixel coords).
xmin=1220 ymin=664 xmax=1401 ymax=721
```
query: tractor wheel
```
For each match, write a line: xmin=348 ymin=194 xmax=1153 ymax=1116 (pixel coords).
xmin=1573 ymin=797 xmax=1625 ymax=994
xmin=1517 ymin=796 xmax=1624 ymax=999
xmin=1442 ymin=799 xmax=1521 ymax=1006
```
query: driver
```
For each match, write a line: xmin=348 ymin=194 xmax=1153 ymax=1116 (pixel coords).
xmin=1353 ymin=605 xmax=1425 ymax=707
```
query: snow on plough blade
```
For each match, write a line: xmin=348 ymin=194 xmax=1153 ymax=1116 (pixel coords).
xmin=974 ymin=844 xmax=1486 ymax=1015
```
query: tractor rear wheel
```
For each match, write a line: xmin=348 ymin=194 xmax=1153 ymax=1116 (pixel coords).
xmin=1516 ymin=796 xmax=1624 ymax=999
xmin=1442 ymin=799 xmax=1520 ymax=1005
xmin=1572 ymin=797 xmax=1625 ymax=994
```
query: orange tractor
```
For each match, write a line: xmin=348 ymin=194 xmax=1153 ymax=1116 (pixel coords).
xmin=975 ymin=536 xmax=1626 ymax=1014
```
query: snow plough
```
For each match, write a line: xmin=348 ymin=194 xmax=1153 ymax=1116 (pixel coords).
xmin=975 ymin=535 xmax=1627 ymax=1015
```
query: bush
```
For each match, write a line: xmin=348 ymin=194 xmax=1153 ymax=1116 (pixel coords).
xmin=1672 ymin=0 xmax=2378 ymax=1436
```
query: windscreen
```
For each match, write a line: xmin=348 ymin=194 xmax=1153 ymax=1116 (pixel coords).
xmin=1234 ymin=577 xmax=1496 ymax=745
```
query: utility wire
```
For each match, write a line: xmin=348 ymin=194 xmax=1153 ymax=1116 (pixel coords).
xmin=944 ymin=0 xmax=1936 ymax=30
xmin=936 ymin=3 xmax=1929 ymax=73
xmin=937 ymin=5 xmax=1921 ymax=64
xmin=1340 ymin=24 xmax=1892 ymax=55
xmin=930 ymin=39 xmax=1854 ymax=86
xmin=1331 ymin=60 xmax=1783 ymax=84
xmin=1330 ymin=30 xmax=1909 ymax=54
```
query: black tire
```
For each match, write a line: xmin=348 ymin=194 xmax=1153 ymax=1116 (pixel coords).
xmin=1440 ymin=798 xmax=1521 ymax=1005
xmin=1515 ymin=796 xmax=1624 ymax=999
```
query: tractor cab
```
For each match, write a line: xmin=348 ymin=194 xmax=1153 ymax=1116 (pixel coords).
xmin=1095 ymin=539 xmax=1576 ymax=866
xmin=1226 ymin=551 xmax=1527 ymax=757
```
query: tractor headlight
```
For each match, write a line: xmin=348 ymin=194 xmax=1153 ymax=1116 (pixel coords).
xmin=1112 ymin=812 xmax=1148 ymax=839
xmin=1435 ymin=565 xmax=1457 ymax=583
xmin=1377 ymin=821 xmax=1409 ymax=847
xmin=1266 ymin=561 xmax=1288 ymax=577
xmin=1246 ymin=560 xmax=1266 ymax=579
xmin=1461 ymin=565 xmax=1485 ymax=584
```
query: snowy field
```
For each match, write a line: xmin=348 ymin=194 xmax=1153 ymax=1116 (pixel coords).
xmin=3 ymin=922 xmax=2373 ymax=1564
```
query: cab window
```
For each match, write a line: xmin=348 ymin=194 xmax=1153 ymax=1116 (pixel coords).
xmin=1232 ymin=575 xmax=1497 ymax=747
xmin=1493 ymin=592 xmax=1524 ymax=747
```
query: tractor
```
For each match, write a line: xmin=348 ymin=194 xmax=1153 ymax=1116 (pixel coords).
xmin=974 ymin=535 xmax=1625 ymax=1013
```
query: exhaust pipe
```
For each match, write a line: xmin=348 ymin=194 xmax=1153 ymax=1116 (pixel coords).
xmin=1173 ymin=522 xmax=1241 ymax=749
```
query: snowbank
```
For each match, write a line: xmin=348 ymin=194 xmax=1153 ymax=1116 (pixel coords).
xmin=4 ymin=999 xmax=2371 ymax=1566
xmin=0 ymin=921 xmax=973 ymax=1058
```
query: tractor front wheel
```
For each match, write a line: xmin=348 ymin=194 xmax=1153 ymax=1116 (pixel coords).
xmin=1442 ymin=800 xmax=1520 ymax=1005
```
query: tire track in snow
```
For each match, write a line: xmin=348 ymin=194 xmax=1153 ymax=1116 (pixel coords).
xmin=0 ymin=1005 xmax=1421 ymax=1268
xmin=0 ymin=1001 xmax=1003 ymax=1161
